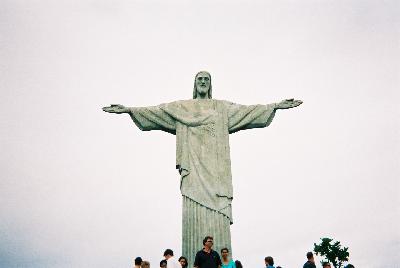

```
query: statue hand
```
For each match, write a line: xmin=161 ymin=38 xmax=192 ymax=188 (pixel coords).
xmin=275 ymin=99 xmax=303 ymax=109
xmin=102 ymin=104 xmax=130 ymax=114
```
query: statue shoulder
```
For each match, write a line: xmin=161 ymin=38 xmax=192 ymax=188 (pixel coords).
xmin=165 ymin=99 xmax=236 ymax=109
xmin=217 ymin=99 xmax=233 ymax=104
xmin=216 ymin=99 xmax=236 ymax=108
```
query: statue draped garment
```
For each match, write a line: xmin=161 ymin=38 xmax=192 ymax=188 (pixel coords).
xmin=129 ymin=99 xmax=276 ymax=265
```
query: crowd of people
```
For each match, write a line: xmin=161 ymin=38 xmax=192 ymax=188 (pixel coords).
xmin=132 ymin=236 xmax=355 ymax=268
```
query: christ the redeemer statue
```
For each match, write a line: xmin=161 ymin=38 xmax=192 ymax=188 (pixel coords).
xmin=103 ymin=71 xmax=302 ymax=264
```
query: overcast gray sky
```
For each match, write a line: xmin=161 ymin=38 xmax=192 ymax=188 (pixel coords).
xmin=1 ymin=0 xmax=399 ymax=267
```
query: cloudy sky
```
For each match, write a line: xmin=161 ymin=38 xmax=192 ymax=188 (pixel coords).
xmin=1 ymin=0 xmax=399 ymax=267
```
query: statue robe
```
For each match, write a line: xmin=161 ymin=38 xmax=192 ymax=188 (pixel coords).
xmin=129 ymin=99 xmax=276 ymax=264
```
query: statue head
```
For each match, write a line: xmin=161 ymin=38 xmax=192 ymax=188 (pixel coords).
xmin=193 ymin=71 xmax=212 ymax=99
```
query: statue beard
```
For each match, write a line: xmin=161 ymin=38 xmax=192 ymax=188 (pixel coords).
xmin=196 ymin=86 xmax=210 ymax=98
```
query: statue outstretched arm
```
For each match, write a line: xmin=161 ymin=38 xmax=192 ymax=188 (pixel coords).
xmin=274 ymin=98 xmax=303 ymax=110
xmin=102 ymin=104 xmax=130 ymax=114
xmin=102 ymin=103 xmax=176 ymax=134
xmin=227 ymin=98 xmax=302 ymax=133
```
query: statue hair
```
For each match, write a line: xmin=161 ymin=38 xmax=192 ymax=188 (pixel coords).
xmin=193 ymin=71 xmax=212 ymax=99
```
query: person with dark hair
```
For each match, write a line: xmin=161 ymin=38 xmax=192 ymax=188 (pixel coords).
xmin=178 ymin=256 xmax=188 ymax=268
xmin=221 ymin=248 xmax=235 ymax=268
xmin=322 ymin=262 xmax=331 ymax=268
xmin=234 ymin=260 xmax=242 ymax=268
xmin=202 ymin=236 xmax=213 ymax=246
xmin=134 ymin=257 xmax=143 ymax=268
xmin=344 ymin=265 xmax=355 ymax=268
xmin=303 ymin=252 xmax=316 ymax=268
xmin=164 ymin=249 xmax=174 ymax=257
xmin=163 ymin=249 xmax=181 ymax=268
xmin=194 ymin=236 xmax=222 ymax=268
xmin=264 ymin=256 xmax=275 ymax=268
xmin=160 ymin=260 xmax=167 ymax=268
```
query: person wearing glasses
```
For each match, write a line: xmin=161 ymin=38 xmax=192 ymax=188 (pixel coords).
xmin=194 ymin=236 xmax=222 ymax=268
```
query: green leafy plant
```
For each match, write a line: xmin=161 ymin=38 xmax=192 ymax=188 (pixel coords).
xmin=314 ymin=237 xmax=349 ymax=268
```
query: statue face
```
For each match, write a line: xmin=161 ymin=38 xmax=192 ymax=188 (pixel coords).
xmin=195 ymin=72 xmax=211 ymax=97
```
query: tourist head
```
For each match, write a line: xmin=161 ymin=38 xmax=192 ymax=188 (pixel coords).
xmin=160 ymin=260 xmax=167 ymax=268
xmin=265 ymin=256 xmax=274 ymax=266
xmin=344 ymin=265 xmax=355 ymax=268
xmin=193 ymin=71 xmax=212 ymax=99
xmin=306 ymin=252 xmax=314 ymax=261
xmin=135 ymin=257 xmax=143 ymax=266
xmin=141 ymin=260 xmax=150 ymax=268
xmin=322 ymin=262 xmax=331 ymax=268
xmin=163 ymin=249 xmax=174 ymax=259
xmin=235 ymin=260 xmax=243 ymax=268
xmin=178 ymin=256 xmax=188 ymax=268
xmin=202 ymin=235 xmax=214 ymax=248
xmin=221 ymin=248 xmax=230 ymax=259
